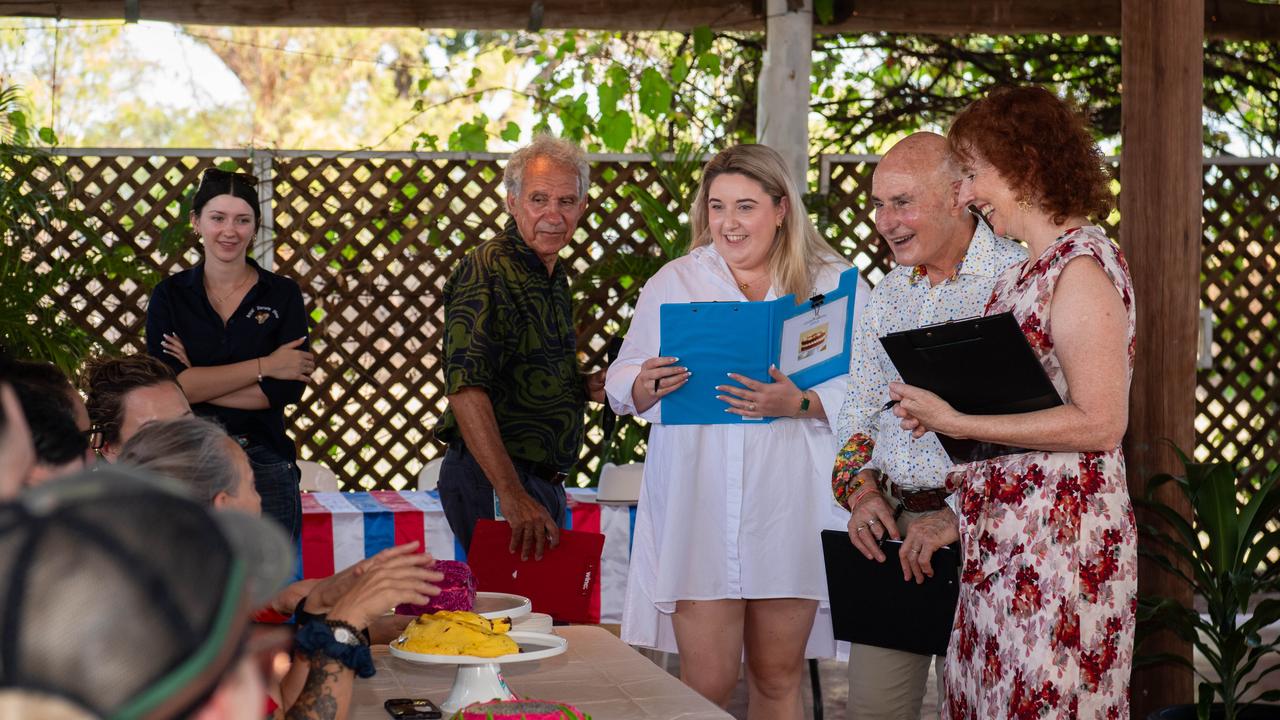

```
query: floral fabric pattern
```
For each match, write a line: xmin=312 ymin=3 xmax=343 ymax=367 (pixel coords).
xmin=942 ymin=226 xmax=1138 ymax=719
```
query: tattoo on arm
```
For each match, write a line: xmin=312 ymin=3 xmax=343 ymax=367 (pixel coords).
xmin=284 ymin=650 xmax=347 ymax=720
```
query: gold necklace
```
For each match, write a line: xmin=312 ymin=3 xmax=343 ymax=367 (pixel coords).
xmin=206 ymin=269 xmax=253 ymax=310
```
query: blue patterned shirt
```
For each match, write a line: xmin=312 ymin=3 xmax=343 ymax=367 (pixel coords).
xmin=834 ymin=221 xmax=1027 ymax=493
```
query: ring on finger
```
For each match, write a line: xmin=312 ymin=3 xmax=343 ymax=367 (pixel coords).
xmin=855 ymin=525 xmax=866 ymax=533
xmin=749 ymin=403 xmax=757 ymax=411
xmin=867 ymin=519 xmax=879 ymax=526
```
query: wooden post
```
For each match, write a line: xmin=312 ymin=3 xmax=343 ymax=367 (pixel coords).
xmin=1121 ymin=0 xmax=1202 ymax=715
xmin=757 ymin=0 xmax=812 ymax=186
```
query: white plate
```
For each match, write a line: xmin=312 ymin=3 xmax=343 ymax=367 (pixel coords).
xmin=473 ymin=591 xmax=532 ymax=620
xmin=389 ymin=631 xmax=567 ymax=665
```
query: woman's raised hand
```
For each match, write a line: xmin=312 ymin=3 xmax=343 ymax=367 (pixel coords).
xmin=631 ymin=356 xmax=690 ymax=413
xmin=160 ymin=333 xmax=192 ymax=368
xmin=888 ymin=381 xmax=962 ymax=439
xmin=718 ymin=365 xmax=802 ymax=419
xmin=263 ymin=337 xmax=316 ymax=382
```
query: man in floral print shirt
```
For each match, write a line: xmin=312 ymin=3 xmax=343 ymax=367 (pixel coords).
xmin=832 ymin=133 xmax=1025 ymax=719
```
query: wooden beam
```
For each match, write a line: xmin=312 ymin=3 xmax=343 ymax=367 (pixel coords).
xmin=1120 ymin=0 xmax=1202 ymax=715
xmin=758 ymin=0 xmax=813 ymax=186
xmin=5 ymin=0 xmax=1278 ymax=39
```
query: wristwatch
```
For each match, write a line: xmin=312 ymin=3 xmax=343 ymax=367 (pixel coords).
xmin=295 ymin=620 xmax=377 ymax=678
xmin=326 ymin=620 xmax=365 ymax=647
xmin=798 ymin=390 xmax=811 ymax=415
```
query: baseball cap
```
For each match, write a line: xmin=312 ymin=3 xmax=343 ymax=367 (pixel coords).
xmin=0 ymin=465 xmax=294 ymax=719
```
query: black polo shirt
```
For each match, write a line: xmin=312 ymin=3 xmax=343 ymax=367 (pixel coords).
xmin=435 ymin=221 xmax=586 ymax=471
xmin=145 ymin=258 xmax=308 ymax=462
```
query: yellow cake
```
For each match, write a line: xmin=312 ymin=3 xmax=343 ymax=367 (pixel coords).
xmin=396 ymin=611 xmax=519 ymax=657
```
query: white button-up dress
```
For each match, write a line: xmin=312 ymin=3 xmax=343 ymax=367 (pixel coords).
xmin=605 ymin=245 xmax=870 ymax=656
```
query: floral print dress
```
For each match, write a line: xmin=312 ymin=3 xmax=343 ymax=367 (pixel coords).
xmin=942 ymin=226 xmax=1138 ymax=720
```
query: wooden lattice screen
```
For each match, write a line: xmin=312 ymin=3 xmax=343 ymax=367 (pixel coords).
xmin=26 ymin=150 xmax=1278 ymax=494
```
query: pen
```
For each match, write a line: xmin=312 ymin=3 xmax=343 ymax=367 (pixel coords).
xmin=654 ymin=378 xmax=661 ymax=393
xmin=880 ymin=400 xmax=898 ymax=412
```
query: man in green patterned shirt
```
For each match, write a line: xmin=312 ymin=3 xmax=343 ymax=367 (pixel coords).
xmin=435 ymin=135 xmax=606 ymax=561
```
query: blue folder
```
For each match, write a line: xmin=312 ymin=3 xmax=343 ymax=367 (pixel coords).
xmin=658 ymin=267 xmax=860 ymax=425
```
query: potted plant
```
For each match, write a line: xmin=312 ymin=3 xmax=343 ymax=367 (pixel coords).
xmin=1137 ymin=448 xmax=1280 ymax=720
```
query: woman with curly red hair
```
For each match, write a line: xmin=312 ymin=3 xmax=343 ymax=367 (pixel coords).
xmin=889 ymin=85 xmax=1137 ymax=718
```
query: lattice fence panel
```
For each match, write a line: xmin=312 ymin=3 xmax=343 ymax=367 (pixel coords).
xmin=266 ymin=154 xmax=678 ymax=491
xmin=23 ymin=150 xmax=1279 ymax=503
xmin=1198 ymin=162 xmax=1280 ymax=475
xmin=25 ymin=152 xmax=249 ymax=355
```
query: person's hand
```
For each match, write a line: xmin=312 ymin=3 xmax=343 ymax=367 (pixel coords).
xmin=900 ymin=507 xmax=961 ymax=584
xmin=500 ymin=488 xmax=560 ymax=561
xmin=718 ymin=365 xmax=802 ymax=419
xmin=585 ymin=367 xmax=607 ymax=403
xmin=306 ymin=542 xmax=431 ymax=614
xmin=326 ymin=550 xmax=444 ymax=631
xmin=631 ymin=356 xmax=689 ymax=410
xmin=846 ymin=488 xmax=899 ymax=562
xmin=160 ymin=333 xmax=192 ymax=368
xmin=889 ymin=381 xmax=964 ymax=439
xmin=263 ymin=337 xmax=316 ymax=382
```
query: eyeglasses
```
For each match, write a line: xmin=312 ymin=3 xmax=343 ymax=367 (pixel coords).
xmin=84 ymin=425 xmax=106 ymax=452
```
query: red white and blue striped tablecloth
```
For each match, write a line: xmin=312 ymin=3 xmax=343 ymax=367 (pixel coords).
xmin=299 ymin=488 xmax=637 ymax=624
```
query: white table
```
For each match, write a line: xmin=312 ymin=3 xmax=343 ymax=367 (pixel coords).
xmin=351 ymin=626 xmax=733 ymax=720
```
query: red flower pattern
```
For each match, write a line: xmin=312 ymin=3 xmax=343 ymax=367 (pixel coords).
xmin=943 ymin=228 xmax=1136 ymax=720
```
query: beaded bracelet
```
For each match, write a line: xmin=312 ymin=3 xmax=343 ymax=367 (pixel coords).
xmin=831 ymin=432 xmax=875 ymax=510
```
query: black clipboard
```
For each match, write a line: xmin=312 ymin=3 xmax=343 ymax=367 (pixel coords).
xmin=879 ymin=312 xmax=1063 ymax=464
xmin=821 ymin=530 xmax=960 ymax=657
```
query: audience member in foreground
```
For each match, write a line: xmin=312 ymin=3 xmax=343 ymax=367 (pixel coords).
xmin=84 ymin=353 xmax=192 ymax=460
xmin=0 ymin=381 xmax=34 ymax=500
xmin=0 ymin=467 xmax=294 ymax=719
xmin=120 ymin=416 xmax=443 ymax=718
xmin=891 ymin=85 xmax=1137 ymax=717
xmin=3 ymin=359 xmax=93 ymax=487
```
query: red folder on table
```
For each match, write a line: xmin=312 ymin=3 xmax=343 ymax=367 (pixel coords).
xmin=468 ymin=520 xmax=605 ymax=624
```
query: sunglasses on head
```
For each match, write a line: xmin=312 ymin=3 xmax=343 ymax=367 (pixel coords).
xmin=200 ymin=167 xmax=260 ymax=187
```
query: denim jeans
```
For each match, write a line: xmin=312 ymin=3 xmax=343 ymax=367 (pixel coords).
xmin=245 ymin=444 xmax=302 ymax=542
xmin=436 ymin=443 xmax=566 ymax=553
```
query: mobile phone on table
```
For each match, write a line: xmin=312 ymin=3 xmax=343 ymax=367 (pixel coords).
xmin=384 ymin=698 xmax=443 ymax=719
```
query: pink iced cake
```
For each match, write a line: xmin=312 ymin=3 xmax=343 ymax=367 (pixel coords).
xmin=453 ymin=700 xmax=590 ymax=720
xmin=395 ymin=559 xmax=476 ymax=615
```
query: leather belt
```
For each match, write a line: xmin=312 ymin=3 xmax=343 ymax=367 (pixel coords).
xmin=454 ymin=441 xmax=568 ymax=485
xmin=514 ymin=458 xmax=569 ymax=485
xmin=881 ymin=477 xmax=951 ymax=514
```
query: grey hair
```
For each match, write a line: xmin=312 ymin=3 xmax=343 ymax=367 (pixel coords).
xmin=502 ymin=134 xmax=591 ymax=201
xmin=116 ymin=416 xmax=244 ymax=507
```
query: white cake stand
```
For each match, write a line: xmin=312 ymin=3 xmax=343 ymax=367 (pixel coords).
xmin=389 ymin=631 xmax=567 ymax=713
xmin=472 ymin=592 xmax=532 ymax=621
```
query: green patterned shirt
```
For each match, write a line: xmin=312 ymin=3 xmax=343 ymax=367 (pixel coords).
xmin=435 ymin=222 xmax=586 ymax=471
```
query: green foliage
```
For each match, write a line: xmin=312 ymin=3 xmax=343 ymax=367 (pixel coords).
xmin=1135 ymin=447 xmax=1280 ymax=719
xmin=0 ymin=83 xmax=157 ymax=375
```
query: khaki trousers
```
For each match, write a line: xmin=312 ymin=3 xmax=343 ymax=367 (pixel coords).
xmin=846 ymin=500 xmax=945 ymax=720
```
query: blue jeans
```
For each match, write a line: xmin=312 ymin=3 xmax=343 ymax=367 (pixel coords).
xmin=245 ymin=444 xmax=301 ymax=541
xmin=437 ymin=443 xmax=566 ymax=553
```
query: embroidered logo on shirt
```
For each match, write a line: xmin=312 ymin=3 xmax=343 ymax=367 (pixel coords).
xmin=248 ymin=306 xmax=279 ymax=324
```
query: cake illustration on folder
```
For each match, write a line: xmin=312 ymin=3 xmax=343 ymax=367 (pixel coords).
xmin=798 ymin=323 xmax=829 ymax=359
xmin=454 ymin=699 xmax=591 ymax=720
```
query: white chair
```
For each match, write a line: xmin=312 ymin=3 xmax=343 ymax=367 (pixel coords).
xmin=598 ymin=462 xmax=644 ymax=503
xmin=418 ymin=457 xmax=444 ymax=491
xmin=297 ymin=460 xmax=339 ymax=493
